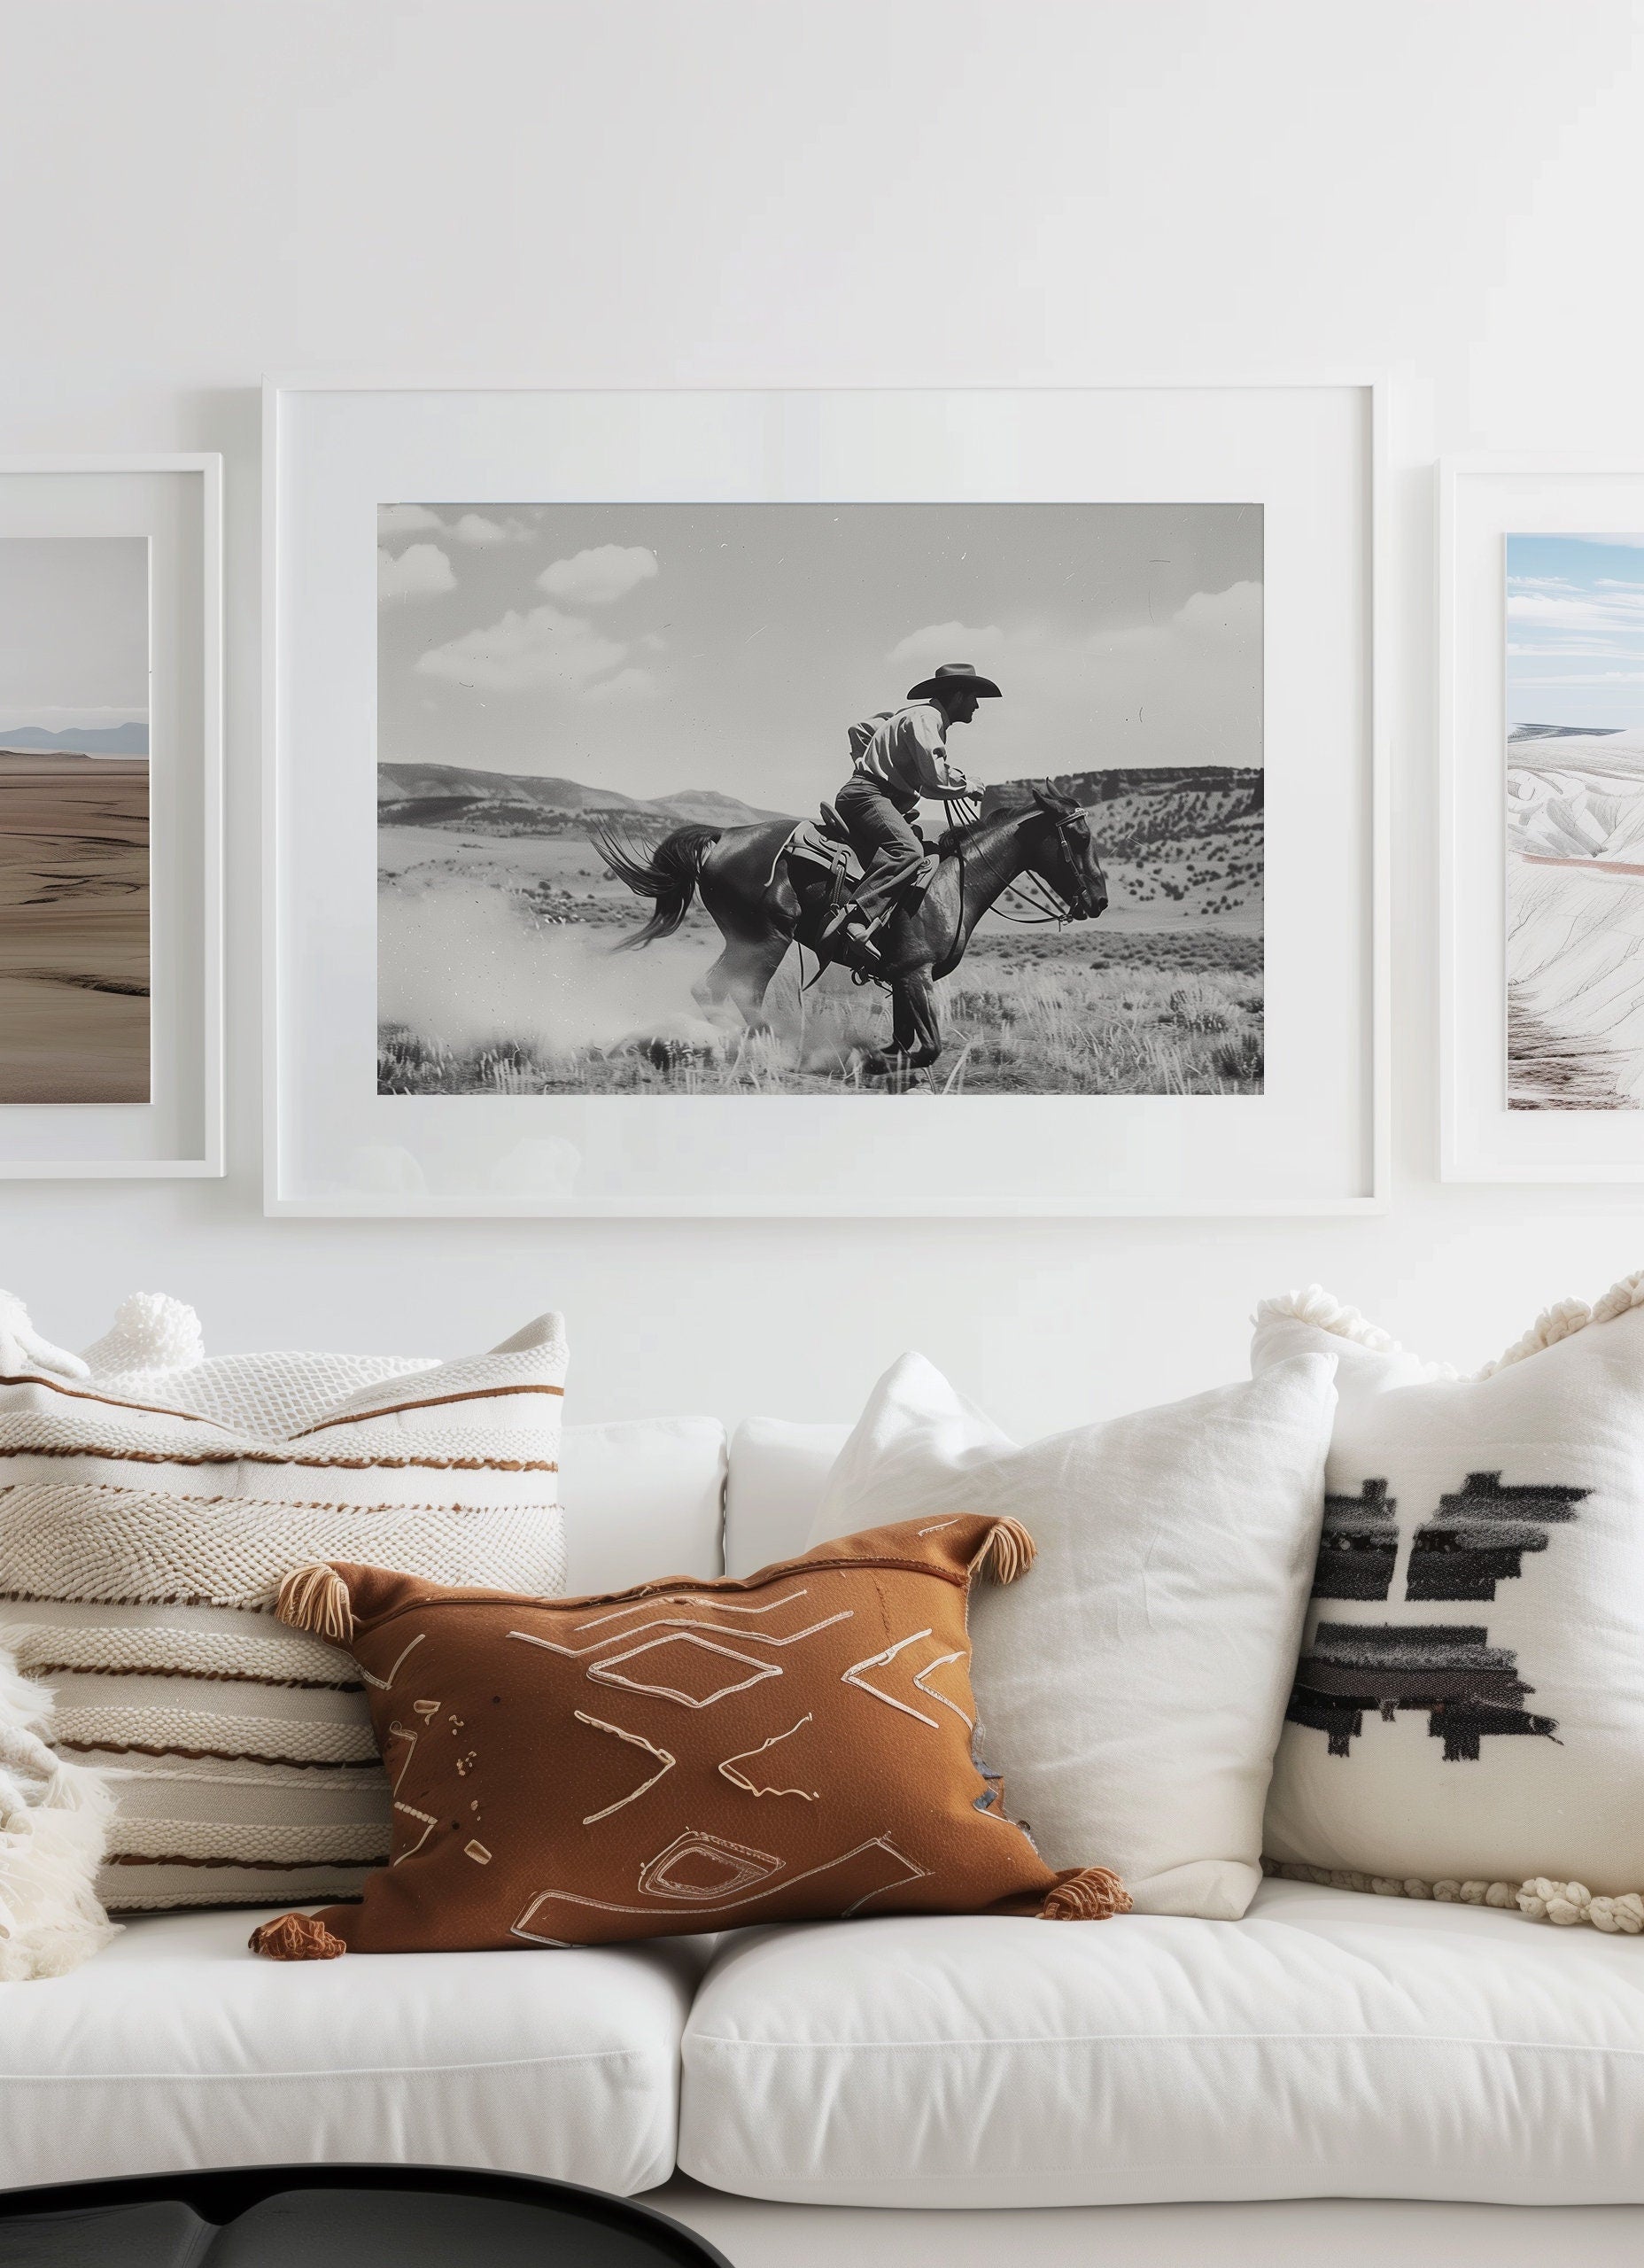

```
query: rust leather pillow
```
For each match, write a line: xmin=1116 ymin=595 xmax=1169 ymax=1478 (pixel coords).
xmin=250 ymin=1513 xmax=1128 ymax=1956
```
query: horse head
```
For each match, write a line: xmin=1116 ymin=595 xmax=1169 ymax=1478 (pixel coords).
xmin=1027 ymin=782 xmax=1108 ymax=921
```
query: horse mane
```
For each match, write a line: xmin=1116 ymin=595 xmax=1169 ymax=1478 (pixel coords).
xmin=939 ymin=780 xmax=1078 ymax=851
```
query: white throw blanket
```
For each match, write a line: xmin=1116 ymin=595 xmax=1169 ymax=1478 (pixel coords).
xmin=0 ymin=1643 xmax=117 ymax=1980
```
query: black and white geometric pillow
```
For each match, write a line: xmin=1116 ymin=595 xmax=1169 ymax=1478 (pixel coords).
xmin=1254 ymin=1276 xmax=1644 ymax=1935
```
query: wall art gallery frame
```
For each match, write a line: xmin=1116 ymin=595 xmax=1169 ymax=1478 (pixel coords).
xmin=0 ymin=454 xmax=222 ymax=1177
xmin=265 ymin=381 xmax=1388 ymax=1217
xmin=1440 ymin=455 xmax=1644 ymax=1180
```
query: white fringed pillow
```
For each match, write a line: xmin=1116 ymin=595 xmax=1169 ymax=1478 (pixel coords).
xmin=0 ymin=1293 xmax=567 ymax=1916
xmin=810 ymin=1349 xmax=1338 ymax=1920
xmin=1255 ymin=1275 xmax=1644 ymax=1933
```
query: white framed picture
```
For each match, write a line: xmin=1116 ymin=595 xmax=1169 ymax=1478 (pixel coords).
xmin=1440 ymin=456 xmax=1644 ymax=1181
xmin=0 ymin=456 xmax=222 ymax=1177
xmin=266 ymin=384 xmax=1386 ymax=1216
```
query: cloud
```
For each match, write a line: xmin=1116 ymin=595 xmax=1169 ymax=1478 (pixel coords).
xmin=538 ymin=544 xmax=659 ymax=606
xmin=380 ymin=505 xmax=535 ymax=548
xmin=580 ymin=665 xmax=660 ymax=705
xmin=1506 ymin=581 xmax=1644 ymax=679
xmin=1508 ymin=590 xmax=1644 ymax=628
xmin=414 ymin=601 xmax=628 ymax=692
xmin=379 ymin=542 xmax=456 ymax=604
xmin=883 ymin=583 xmax=1264 ymax=771
xmin=453 ymin=511 xmax=529 ymax=547
xmin=888 ymin=621 xmax=1005 ymax=672
xmin=378 ymin=505 xmax=446 ymax=543
xmin=1511 ymin=671 xmax=1644 ymax=687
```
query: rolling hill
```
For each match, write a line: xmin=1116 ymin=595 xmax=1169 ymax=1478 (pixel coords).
xmin=377 ymin=762 xmax=781 ymax=834
xmin=0 ymin=723 xmax=149 ymax=756
xmin=377 ymin=757 xmax=1264 ymax=925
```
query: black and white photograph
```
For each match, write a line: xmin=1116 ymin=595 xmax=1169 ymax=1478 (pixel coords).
xmin=376 ymin=503 xmax=1262 ymax=1097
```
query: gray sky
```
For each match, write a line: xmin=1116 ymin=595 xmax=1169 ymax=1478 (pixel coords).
xmin=378 ymin=502 xmax=1261 ymax=806
xmin=0 ymin=537 xmax=149 ymax=737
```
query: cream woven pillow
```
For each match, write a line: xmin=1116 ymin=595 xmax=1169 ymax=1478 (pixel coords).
xmin=1255 ymin=1276 xmax=1644 ymax=1932
xmin=0 ymin=1294 xmax=567 ymax=1914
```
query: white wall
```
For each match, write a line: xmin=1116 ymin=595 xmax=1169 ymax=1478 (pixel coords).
xmin=3 ymin=0 xmax=1641 ymax=1437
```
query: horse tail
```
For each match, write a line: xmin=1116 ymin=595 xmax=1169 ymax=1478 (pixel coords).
xmin=592 ymin=823 xmax=722 ymax=950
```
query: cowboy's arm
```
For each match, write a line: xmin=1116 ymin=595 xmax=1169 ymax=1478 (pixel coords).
xmin=904 ymin=708 xmax=972 ymax=799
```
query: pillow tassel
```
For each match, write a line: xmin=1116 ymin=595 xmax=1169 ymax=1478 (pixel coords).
xmin=969 ymin=1516 xmax=1036 ymax=1585
xmin=1040 ymin=1865 xmax=1132 ymax=1921
xmin=275 ymin=1563 xmax=354 ymax=1643
xmin=249 ymin=1911 xmax=346 ymax=1961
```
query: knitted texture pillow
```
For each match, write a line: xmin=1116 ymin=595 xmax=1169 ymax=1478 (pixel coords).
xmin=250 ymin=1513 xmax=1128 ymax=1958
xmin=0 ymin=1294 xmax=567 ymax=1915
xmin=1255 ymin=1275 xmax=1644 ymax=1933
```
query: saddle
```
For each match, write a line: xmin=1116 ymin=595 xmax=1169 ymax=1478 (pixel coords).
xmin=775 ymin=808 xmax=862 ymax=898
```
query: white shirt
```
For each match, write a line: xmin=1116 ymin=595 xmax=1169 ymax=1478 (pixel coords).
xmin=849 ymin=704 xmax=969 ymax=804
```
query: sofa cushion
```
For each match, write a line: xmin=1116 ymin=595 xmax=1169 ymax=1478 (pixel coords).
xmin=724 ymin=1419 xmax=848 ymax=1576
xmin=679 ymin=1875 xmax=1644 ymax=2208
xmin=561 ymin=1417 xmax=728 ymax=1592
xmin=0 ymin=1904 xmax=697 ymax=2195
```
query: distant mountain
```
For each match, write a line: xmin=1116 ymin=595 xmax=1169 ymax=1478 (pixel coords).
xmin=653 ymin=788 xmax=787 ymax=827
xmin=377 ymin=762 xmax=781 ymax=835
xmin=0 ymin=722 xmax=148 ymax=756
xmin=1510 ymin=723 xmax=1625 ymax=742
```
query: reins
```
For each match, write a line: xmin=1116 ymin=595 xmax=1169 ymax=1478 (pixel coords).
xmin=949 ymin=795 xmax=1077 ymax=926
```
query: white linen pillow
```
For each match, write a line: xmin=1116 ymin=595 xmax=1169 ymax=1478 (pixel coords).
xmin=0 ymin=1293 xmax=567 ymax=1915
xmin=1254 ymin=1277 xmax=1644 ymax=1930
xmin=810 ymin=1350 xmax=1338 ymax=1920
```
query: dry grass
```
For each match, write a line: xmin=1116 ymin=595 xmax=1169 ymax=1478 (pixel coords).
xmin=379 ymin=927 xmax=1262 ymax=1098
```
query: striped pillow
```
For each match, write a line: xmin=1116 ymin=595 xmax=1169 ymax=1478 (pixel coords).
xmin=0 ymin=1306 xmax=568 ymax=1914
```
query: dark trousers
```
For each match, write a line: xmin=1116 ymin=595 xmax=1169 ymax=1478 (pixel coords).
xmin=835 ymin=773 xmax=939 ymax=924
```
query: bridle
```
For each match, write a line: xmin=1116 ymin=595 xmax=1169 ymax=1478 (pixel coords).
xmin=949 ymin=794 xmax=1096 ymax=926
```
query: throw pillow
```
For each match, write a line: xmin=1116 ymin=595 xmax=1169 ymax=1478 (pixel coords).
xmin=0 ymin=1294 xmax=568 ymax=1915
xmin=1255 ymin=1278 xmax=1644 ymax=1932
xmin=248 ymin=1513 xmax=1129 ymax=1958
xmin=810 ymin=1350 xmax=1339 ymax=1920
xmin=77 ymin=1291 xmax=440 ymax=1435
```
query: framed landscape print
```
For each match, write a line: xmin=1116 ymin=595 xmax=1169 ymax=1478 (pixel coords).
xmin=1441 ymin=458 xmax=1644 ymax=1179
xmin=266 ymin=384 xmax=1385 ymax=1216
xmin=0 ymin=458 xmax=221 ymax=1177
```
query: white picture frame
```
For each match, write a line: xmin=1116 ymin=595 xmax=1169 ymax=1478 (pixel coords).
xmin=0 ymin=454 xmax=222 ymax=1178
xmin=266 ymin=382 xmax=1387 ymax=1217
xmin=1440 ymin=455 xmax=1644 ymax=1181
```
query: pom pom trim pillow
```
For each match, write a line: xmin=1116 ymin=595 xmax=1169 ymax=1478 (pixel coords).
xmin=1256 ymin=1274 xmax=1644 ymax=1933
xmin=0 ymin=1296 xmax=569 ymax=1915
xmin=250 ymin=1514 xmax=1128 ymax=1958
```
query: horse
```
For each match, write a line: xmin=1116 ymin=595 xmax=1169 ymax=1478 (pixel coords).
xmin=592 ymin=781 xmax=1108 ymax=1076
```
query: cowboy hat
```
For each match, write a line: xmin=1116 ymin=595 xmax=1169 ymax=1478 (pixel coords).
xmin=905 ymin=661 xmax=1003 ymax=702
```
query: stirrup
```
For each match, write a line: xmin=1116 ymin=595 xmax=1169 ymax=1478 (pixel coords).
xmin=821 ymin=902 xmax=865 ymax=945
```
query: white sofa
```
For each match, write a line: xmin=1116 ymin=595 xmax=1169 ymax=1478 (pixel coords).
xmin=6 ymin=1413 xmax=1644 ymax=2262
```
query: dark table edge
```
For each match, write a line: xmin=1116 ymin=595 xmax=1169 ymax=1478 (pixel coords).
xmin=0 ymin=2163 xmax=733 ymax=2265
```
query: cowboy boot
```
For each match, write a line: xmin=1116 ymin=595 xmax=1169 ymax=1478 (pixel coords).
xmin=820 ymin=902 xmax=882 ymax=968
